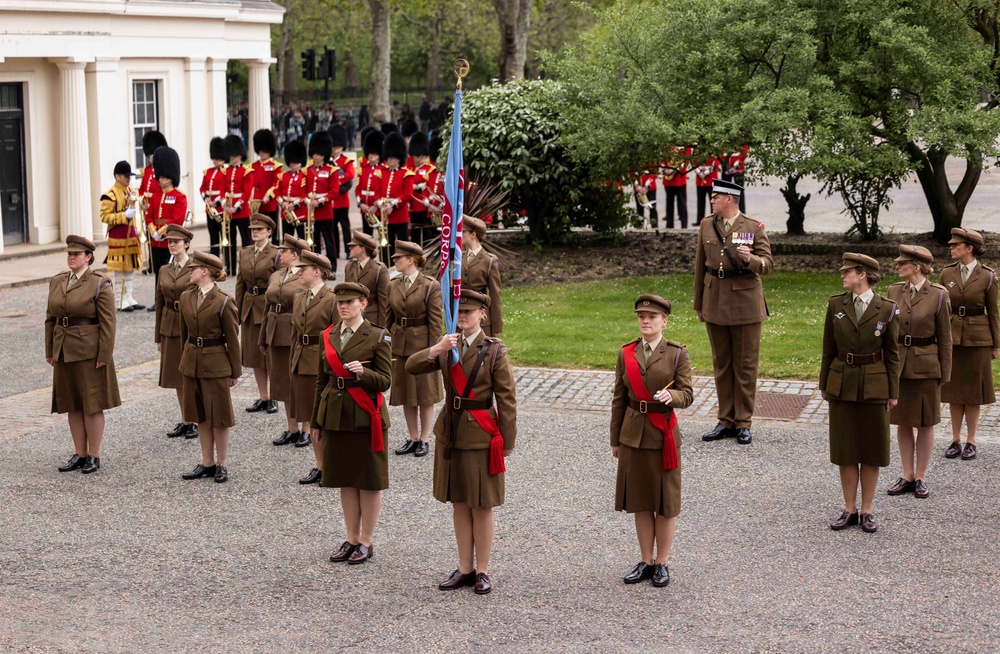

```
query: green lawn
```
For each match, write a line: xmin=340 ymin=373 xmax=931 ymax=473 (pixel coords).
xmin=501 ymin=272 xmax=896 ymax=380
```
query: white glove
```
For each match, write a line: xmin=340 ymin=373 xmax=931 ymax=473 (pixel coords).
xmin=151 ymin=231 xmax=164 ymax=242
xmin=125 ymin=208 xmax=136 ymax=219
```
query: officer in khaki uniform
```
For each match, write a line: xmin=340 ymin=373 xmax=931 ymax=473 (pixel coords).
xmin=819 ymin=253 xmax=900 ymax=534
xmin=344 ymin=230 xmax=390 ymax=326
xmin=236 ymin=213 xmax=280 ymax=414
xmin=462 ymin=216 xmax=503 ymax=336
xmin=693 ymin=179 xmax=772 ymax=444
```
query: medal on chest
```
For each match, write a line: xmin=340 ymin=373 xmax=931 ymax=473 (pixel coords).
xmin=874 ymin=321 xmax=884 ymax=337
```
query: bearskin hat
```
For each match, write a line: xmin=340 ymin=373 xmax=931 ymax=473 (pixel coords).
xmin=380 ymin=122 xmax=399 ymax=135
xmin=209 ymin=136 xmax=226 ymax=161
xmin=401 ymin=119 xmax=419 ymax=138
xmin=363 ymin=130 xmax=384 ymax=158
xmin=428 ymin=135 xmax=443 ymax=163
xmin=283 ymin=139 xmax=307 ymax=166
xmin=381 ymin=132 xmax=407 ymax=163
xmin=152 ymin=146 xmax=181 ymax=187
xmin=224 ymin=134 xmax=247 ymax=161
xmin=309 ymin=131 xmax=334 ymax=161
xmin=328 ymin=124 xmax=348 ymax=149
xmin=253 ymin=129 xmax=277 ymax=156
xmin=142 ymin=130 xmax=168 ymax=157
xmin=359 ymin=126 xmax=376 ymax=147
xmin=408 ymin=131 xmax=429 ymax=158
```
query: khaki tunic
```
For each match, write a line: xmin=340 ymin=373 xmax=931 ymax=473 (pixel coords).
xmin=406 ymin=334 xmax=517 ymax=509
xmin=386 ymin=273 xmax=444 ymax=406
xmin=939 ymin=261 xmax=999 ymax=405
xmin=289 ymin=284 xmax=338 ymax=421
xmin=235 ymin=243 xmax=280 ymax=369
xmin=46 ymin=269 xmax=121 ymax=415
xmin=345 ymin=257 xmax=390 ymax=327
xmin=258 ymin=267 xmax=309 ymax=403
xmin=154 ymin=260 xmax=196 ymax=389
xmin=610 ymin=338 xmax=694 ymax=517
xmin=463 ymin=248 xmax=503 ymax=336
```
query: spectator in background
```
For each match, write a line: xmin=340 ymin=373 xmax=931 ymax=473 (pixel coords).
xmin=418 ymin=96 xmax=432 ymax=133
xmin=358 ymin=105 xmax=370 ymax=133
xmin=346 ymin=104 xmax=357 ymax=149
xmin=391 ymin=100 xmax=400 ymax=126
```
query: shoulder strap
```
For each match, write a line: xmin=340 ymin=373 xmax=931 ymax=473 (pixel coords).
xmin=219 ymin=295 xmax=230 ymax=317
xmin=711 ymin=218 xmax=740 ymax=271
xmin=451 ymin=343 xmax=494 ymax=433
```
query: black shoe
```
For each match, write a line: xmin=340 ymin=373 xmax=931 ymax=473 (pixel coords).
xmin=702 ymin=423 xmax=734 ymax=441
xmin=146 ymin=305 xmax=156 ymax=312
xmin=624 ymin=561 xmax=655 ymax=584
xmin=80 ymin=455 xmax=100 ymax=474
xmin=246 ymin=399 xmax=268 ymax=413
xmin=58 ymin=454 xmax=85 ymax=472
xmin=293 ymin=431 xmax=312 ymax=448
xmin=184 ymin=424 xmax=199 ymax=439
xmin=414 ymin=441 xmax=429 ymax=457
xmin=944 ymin=441 xmax=962 ymax=458
xmin=214 ymin=465 xmax=228 ymax=483
xmin=273 ymin=430 xmax=297 ymax=446
xmin=299 ymin=468 xmax=322 ymax=485
xmin=131 ymin=303 xmax=146 ymax=311
xmin=329 ymin=541 xmax=358 ymax=562
xmin=651 ymin=564 xmax=670 ymax=587
xmin=395 ymin=440 xmax=419 ymax=455
xmin=182 ymin=464 xmax=217 ymax=480
xmin=121 ymin=305 xmax=134 ymax=313
xmin=167 ymin=422 xmax=187 ymax=438
xmin=265 ymin=400 xmax=279 ymax=414
xmin=736 ymin=428 xmax=752 ymax=445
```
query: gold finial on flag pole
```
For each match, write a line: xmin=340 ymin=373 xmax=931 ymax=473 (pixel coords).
xmin=453 ymin=59 xmax=469 ymax=90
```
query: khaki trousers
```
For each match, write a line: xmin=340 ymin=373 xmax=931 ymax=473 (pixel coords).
xmin=706 ymin=321 xmax=762 ymax=428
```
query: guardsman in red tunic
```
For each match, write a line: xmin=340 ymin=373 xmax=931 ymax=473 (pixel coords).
xmin=694 ymin=156 xmax=721 ymax=225
xmin=278 ymin=139 xmax=308 ymax=240
xmin=145 ymin=147 xmax=188 ymax=279
xmin=138 ymin=130 xmax=168 ymax=279
xmin=374 ymin=132 xmax=415 ymax=263
xmin=252 ymin=129 xmax=282 ymax=245
xmin=407 ymin=132 xmax=437 ymax=247
xmin=401 ymin=118 xmax=419 ymax=170
xmin=306 ymin=131 xmax=337 ymax=266
xmin=632 ymin=169 xmax=659 ymax=230
xmin=199 ymin=137 xmax=227 ymax=260
xmin=223 ymin=134 xmax=254 ymax=274
xmin=100 ymin=160 xmax=145 ymax=311
xmin=328 ymin=125 xmax=357 ymax=260
xmin=723 ymin=145 xmax=749 ymax=213
xmin=356 ymin=130 xmax=384 ymax=239
xmin=661 ymin=146 xmax=693 ymax=229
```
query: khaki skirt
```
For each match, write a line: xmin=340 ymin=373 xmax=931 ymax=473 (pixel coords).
xmin=941 ymin=345 xmax=996 ymax=406
xmin=181 ymin=375 xmax=235 ymax=428
xmin=267 ymin=345 xmax=292 ymax=404
xmin=829 ymin=398 xmax=889 ymax=466
xmin=889 ymin=378 xmax=941 ymax=427
xmin=433 ymin=444 xmax=505 ymax=509
xmin=288 ymin=372 xmax=317 ymax=423
xmin=158 ymin=335 xmax=184 ymax=389
xmin=615 ymin=443 xmax=681 ymax=518
xmin=390 ymin=354 xmax=443 ymax=406
xmin=321 ymin=429 xmax=389 ymax=491
xmin=240 ymin=317 xmax=266 ymax=369
xmin=51 ymin=356 xmax=121 ymax=415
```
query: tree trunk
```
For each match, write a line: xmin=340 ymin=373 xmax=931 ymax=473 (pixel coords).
xmin=425 ymin=7 xmax=445 ymax=100
xmin=903 ymin=143 xmax=982 ymax=243
xmin=780 ymin=174 xmax=810 ymax=235
xmin=368 ymin=0 xmax=392 ymax=124
xmin=276 ymin=0 xmax=295 ymax=98
xmin=495 ymin=0 xmax=532 ymax=81
xmin=344 ymin=49 xmax=360 ymax=93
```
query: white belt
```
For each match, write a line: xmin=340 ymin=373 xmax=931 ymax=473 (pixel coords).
xmin=207 ymin=191 xmax=221 ymax=196
xmin=360 ymin=190 xmax=376 ymax=197
xmin=313 ymin=193 xmax=328 ymax=198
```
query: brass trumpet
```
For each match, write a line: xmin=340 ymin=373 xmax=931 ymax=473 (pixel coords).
xmin=281 ymin=198 xmax=302 ymax=227
xmin=305 ymin=193 xmax=316 ymax=248
xmin=132 ymin=190 xmax=148 ymax=245
xmin=377 ymin=198 xmax=390 ymax=248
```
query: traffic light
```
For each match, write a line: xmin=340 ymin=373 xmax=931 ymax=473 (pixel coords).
xmin=316 ymin=48 xmax=329 ymax=81
xmin=301 ymin=49 xmax=316 ymax=81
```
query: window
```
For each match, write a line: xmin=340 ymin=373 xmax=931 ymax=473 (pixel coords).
xmin=132 ymin=80 xmax=159 ymax=169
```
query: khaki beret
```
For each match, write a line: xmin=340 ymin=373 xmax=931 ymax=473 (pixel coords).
xmin=65 ymin=234 xmax=95 ymax=253
xmin=391 ymin=240 xmax=424 ymax=259
xmin=458 ymin=288 xmax=491 ymax=310
xmin=249 ymin=213 xmax=276 ymax=230
xmin=839 ymin=252 xmax=880 ymax=272
xmin=634 ymin=293 xmax=672 ymax=315
xmin=299 ymin=250 xmax=332 ymax=272
xmin=164 ymin=224 xmax=194 ymax=241
xmin=333 ymin=282 xmax=370 ymax=300
xmin=463 ymin=215 xmax=488 ymax=239
xmin=190 ymin=250 xmax=225 ymax=275
xmin=894 ymin=244 xmax=933 ymax=265
xmin=348 ymin=230 xmax=378 ymax=251
xmin=277 ymin=233 xmax=303 ymax=250
xmin=948 ymin=227 xmax=985 ymax=247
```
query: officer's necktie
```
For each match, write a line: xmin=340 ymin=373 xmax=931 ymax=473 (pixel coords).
xmin=173 ymin=262 xmax=181 ymax=274
xmin=403 ymin=277 xmax=411 ymax=292
xmin=855 ymin=296 xmax=865 ymax=322
xmin=961 ymin=264 xmax=970 ymax=285
xmin=307 ymin=290 xmax=314 ymax=306
xmin=67 ymin=273 xmax=78 ymax=291
xmin=467 ymin=251 xmax=475 ymax=262
xmin=341 ymin=327 xmax=354 ymax=348
xmin=197 ymin=290 xmax=206 ymax=309
xmin=643 ymin=343 xmax=652 ymax=365
xmin=460 ymin=338 xmax=468 ymax=358
xmin=284 ymin=268 xmax=292 ymax=282
xmin=910 ymin=285 xmax=917 ymax=301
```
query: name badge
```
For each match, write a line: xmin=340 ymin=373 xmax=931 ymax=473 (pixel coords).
xmin=319 ymin=170 xmax=330 ymax=178
xmin=164 ymin=196 xmax=176 ymax=205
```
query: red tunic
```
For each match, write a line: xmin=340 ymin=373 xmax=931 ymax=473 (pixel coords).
xmin=199 ymin=166 xmax=227 ymax=216
xmin=726 ymin=145 xmax=748 ymax=176
xmin=374 ymin=166 xmax=415 ymax=225
xmin=278 ymin=168 xmax=308 ymax=223
xmin=356 ymin=162 xmax=382 ymax=211
xmin=306 ymin=163 xmax=336 ymax=221
xmin=224 ymin=163 xmax=254 ymax=220
xmin=410 ymin=162 xmax=438 ymax=213
xmin=661 ymin=146 xmax=693 ymax=187
xmin=251 ymin=159 xmax=281 ymax=213
xmin=145 ymin=189 xmax=188 ymax=249
xmin=331 ymin=154 xmax=356 ymax=210
xmin=694 ymin=157 xmax=720 ymax=188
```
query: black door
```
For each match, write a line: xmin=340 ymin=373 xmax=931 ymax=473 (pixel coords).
xmin=0 ymin=83 xmax=28 ymax=246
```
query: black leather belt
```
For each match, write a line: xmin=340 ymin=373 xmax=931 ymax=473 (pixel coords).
xmin=49 ymin=316 xmax=99 ymax=327
xmin=299 ymin=333 xmax=321 ymax=345
xmin=249 ymin=285 xmax=265 ymax=296
xmin=452 ymin=396 xmax=493 ymax=410
xmin=898 ymin=335 xmax=936 ymax=347
xmin=397 ymin=316 xmax=426 ymax=327
xmin=171 ymin=300 xmax=181 ymax=311
xmin=955 ymin=304 xmax=986 ymax=317
xmin=188 ymin=336 xmax=226 ymax=347
xmin=837 ymin=351 xmax=882 ymax=366
xmin=707 ymin=266 xmax=752 ymax=279
xmin=269 ymin=303 xmax=290 ymax=313
xmin=331 ymin=376 xmax=362 ymax=389
xmin=628 ymin=398 xmax=673 ymax=414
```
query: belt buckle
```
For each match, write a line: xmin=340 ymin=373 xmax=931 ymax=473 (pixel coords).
xmin=717 ymin=269 xmax=725 ymax=279
xmin=904 ymin=335 xmax=912 ymax=347
xmin=399 ymin=317 xmax=408 ymax=327
xmin=252 ymin=287 xmax=259 ymax=296
xmin=846 ymin=353 xmax=855 ymax=366
xmin=639 ymin=400 xmax=648 ymax=414
xmin=196 ymin=337 xmax=204 ymax=347
xmin=301 ymin=335 xmax=310 ymax=345
xmin=958 ymin=306 xmax=966 ymax=317
xmin=173 ymin=301 xmax=180 ymax=311
xmin=60 ymin=317 xmax=69 ymax=327
xmin=453 ymin=396 xmax=462 ymax=410
xmin=337 ymin=377 xmax=345 ymax=389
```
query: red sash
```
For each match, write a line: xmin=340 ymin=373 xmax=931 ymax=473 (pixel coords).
xmin=622 ymin=341 xmax=679 ymax=470
xmin=451 ymin=359 xmax=505 ymax=475
xmin=321 ymin=325 xmax=385 ymax=453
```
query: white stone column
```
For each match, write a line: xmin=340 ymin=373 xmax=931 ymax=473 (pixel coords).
xmin=54 ymin=59 xmax=94 ymax=240
xmin=207 ymin=58 xmax=229 ymax=141
xmin=185 ymin=58 xmax=208 ymax=224
xmin=247 ymin=59 xmax=274 ymax=162
xmin=86 ymin=57 xmax=124 ymax=238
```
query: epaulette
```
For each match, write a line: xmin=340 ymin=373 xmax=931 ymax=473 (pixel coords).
xmin=888 ymin=281 xmax=906 ymax=287
xmin=422 ymin=274 xmax=437 ymax=283
xmin=665 ymin=339 xmax=685 ymax=349
xmin=942 ymin=261 xmax=960 ymax=268
xmin=830 ymin=291 xmax=850 ymax=299
xmin=203 ymin=168 xmax=212 ymax=175
xmin=100 ymin=193 xmax=113 ymax=202
xmin=929 ymin=282 xmax=947 ymax=290
xmin=403 ymin=169 xmax=417 ymax=177
xmin=244 ymin=163 xmax=253 ymax=171
xmin=982 ymin=264 xmax=994 ymax=272
xmin=173 ymin=188 xmax=186 ymax=197
xmin=373 ymin=169 xmax=383 ymax=178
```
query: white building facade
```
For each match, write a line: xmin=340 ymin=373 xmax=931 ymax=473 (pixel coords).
xmin=0 ymin=0 xmax=283 ymax=252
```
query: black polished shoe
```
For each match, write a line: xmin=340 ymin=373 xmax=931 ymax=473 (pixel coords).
xmin=184 ymin=424 xmax=199 ymax=439
xmin=830 ymin=510 xmax=859 ymax=531
xmin=58 ymin=454 xmax=85 ymax=472
xmin=329 ymin=541 xmax=358 ymax=562
xmin=623 ymin=561 xmax=655 ymax=584
xmin=146 ymin=305 xmax=156 ymax=312
xmin=438 ymin=569 xmax=476 ymax=590
xmin=214 ymin=465 xmax=228 ymax=483
xmin=182 ymin=464 xmax=217 ymax=480
xmin=914 ymin=479 xmax=930 ymax=499
xmin=167 ymin=422 xmax=187 ymax=438
xmin=735 ymin=428 xmax=752 ymax=445
xmin=80 ymin=455 xmax=100 ymax=474
xmin=394 ymin=440 xmax=419 ymax=455
xmin=347 ymin=543 xmax=373 ymax=564
xmin=265 ymin=400 xmax=279 ymax=414
xmin=474 ymin=572 xmax=493 ymax=595
xmin=131 ymin=303 xmax=146 ymax=311
xmin=293 ymin=431 xmax=312 ymax=448
xmin=414 ymin=441 xmax=429 ymax=457
xmin=273 ymin=430 xmax=297 ymax=446
xmin=702 ymin=423 xmax=734 ymax=441
xmin=961 ymin=443 xmax=977 ymax=460
xmin=944 ymin=441 xmax=962 ymax=458
xmin=299 ymin=468 xmax=322 ymax=485
xmin=246 ymin=399 xmax=268 ymax=413
xmin=651 ymin=564 xmax=670 ymax=587
xmin=886 ymin=477 xmax=915 ymax=496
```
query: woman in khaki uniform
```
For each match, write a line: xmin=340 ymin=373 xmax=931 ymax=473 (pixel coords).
xmin=407 ymin=290 xmax=517 ymax=595
xmin=179 ymin=251 xmax=242 ymax=484
xmin=885 ymin=245 xmax=952 ymax=499
xmin=46 ymin=235 xmax=121 ymax=475
xmin=259 ymin=234 xmax=310 ymax=447
xmin=290 ymin=251 xmax=337 ymax=485
xmin=310 ymin=282 xmax=392 ymax=565
xmin=609 ymin=294 xmax=693 ymax=588
xmin=387 ymin=240 xmax=443 ymax=457
xmin=939 ymin=228 xmax=998 ymax=461
xmin=236 ymin=213 xmax=280 ymax=414
xmin=462 ymin=216 xmax=503 ymax=336
xmin=155 ymin=224 xmax=198 ymax=439
xmin=819 ymin=253 xmax=900 ymax=534
xmin=345 ymin=230 xmax=390 ymax=327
